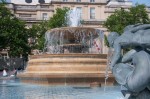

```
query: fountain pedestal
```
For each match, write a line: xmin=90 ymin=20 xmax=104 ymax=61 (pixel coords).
xmin=18 ymin=54 xmax=115 ymax=86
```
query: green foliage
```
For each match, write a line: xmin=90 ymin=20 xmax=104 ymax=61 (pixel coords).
xmin=104 ymin=8 xmax=130 ymax=34
xmin=29 ymin=21 xmax=48 ymax=50
xmin=104 ymin=4 xmax=150 ymax=47
xmin=104 ymin=35 xmax=109 ymax=47
xmin=129 ymin=4 xmax=150 ymax=24
xmin=48 ymin=8 xmax=69 ymax=28
xmin=0 ymin=3 xmax=31 ymax=58
xmin=104 ymin=4 xmax=150 ymax=34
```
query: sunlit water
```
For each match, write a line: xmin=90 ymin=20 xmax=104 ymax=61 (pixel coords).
xmin=0 ymin=79 xmax=124 ymax=99
xmin=66 ymin=8 xmax=81 ymax=27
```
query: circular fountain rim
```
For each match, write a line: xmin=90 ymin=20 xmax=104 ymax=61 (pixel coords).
xmin=46 ymin=27 xmax=101 ymax=35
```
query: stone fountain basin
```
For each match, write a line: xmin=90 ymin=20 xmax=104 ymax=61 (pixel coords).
xmin=18 ymin=54 xmax=114 ymax=86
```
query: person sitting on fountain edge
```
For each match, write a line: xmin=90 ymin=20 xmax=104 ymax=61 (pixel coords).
xmin=107 ymin=24 xmax=150 ymax=69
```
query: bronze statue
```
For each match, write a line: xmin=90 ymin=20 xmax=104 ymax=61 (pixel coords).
xmin=108 ymin=24 xmax=150 ymax=99
xmin=108 ymin=24 xmax=150 ymax=69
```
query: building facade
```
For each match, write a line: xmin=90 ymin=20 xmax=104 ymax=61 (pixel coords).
xmin=6 ymin=0 xmax=150 ymax=53
xmin=8 ymin=0 xmax=134 ymax=28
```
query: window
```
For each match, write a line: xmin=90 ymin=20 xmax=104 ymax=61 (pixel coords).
xmin=63 ymin=0 xmax=68 ymax=2
xmin=25 ymin=0 xmax=32 ymax=3
xmin=90 ymin=7 xmax=95 ymax=19
xmin=76 ymin=7 xmax=82 ymax=19
xmin=76 ymin=0 xmax=81 ymax=2
xmin=90 ymin=0 xmax=95 ymax=2
xmin=42 ymin=13 xmax=48 ymax=20
xmin=39 ymin=0 xmax=45 ymax=3
xmin=40 ymin=5 xmax=49 ymax=8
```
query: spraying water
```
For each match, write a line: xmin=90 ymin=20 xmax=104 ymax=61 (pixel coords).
xmin=45 ymin=27 xmax=103 ymax=54
xmin=104 ymin=48 xmax=114 ymax=92
xmin=44 ymin=7 xmax=104 ymax=54
xmin=66 ymin=8 xmax=81 ymax=27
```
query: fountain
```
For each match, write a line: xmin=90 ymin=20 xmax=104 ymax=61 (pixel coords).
xmin=18 ymin=8 xmax=114 ymax=86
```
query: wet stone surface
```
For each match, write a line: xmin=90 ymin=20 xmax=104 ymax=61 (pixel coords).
xmin=0 ymin=79 xmax=123 ymax=99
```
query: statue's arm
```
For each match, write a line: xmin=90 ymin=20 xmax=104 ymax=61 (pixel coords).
xmin=122 ymin=49 xmax=137 ymax=63
xmin=130 ymin=24 xmax=150 ymax=33
xmin=110 ymin=43 xmax=121 ymax=69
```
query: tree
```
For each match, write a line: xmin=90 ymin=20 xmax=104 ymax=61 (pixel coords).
xmin=104 ymin=4 xmax=150 ymax=47
xmin=48 ymin=8 xmax=69 ymax=28
xmin=28 ymin=21 xmax=48 ymax=51
xmin=104 ymin=4 xmax=150 ymax=34
xmin=0 ymin=1 xmax=31 ymax=58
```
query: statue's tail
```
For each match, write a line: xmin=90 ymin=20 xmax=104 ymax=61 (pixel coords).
xmin=127 ymin=51 xmax=150 ymax=92
xmin=113 ymin=51 xmax=150 ymax=92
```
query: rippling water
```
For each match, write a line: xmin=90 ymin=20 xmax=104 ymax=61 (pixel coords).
xmin=0 ymin=79 xmax=124 ymax=99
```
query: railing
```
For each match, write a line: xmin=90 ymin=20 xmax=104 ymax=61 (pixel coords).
xmin=16 ymin=5 xmax=37 ymax=9
xmin=51 ymin=0 xmax=107 ymax=3
xmin=107 ymin=0 xmax=132 ymax=6
xmin=0 ymin=57 xmax=26 ymax=70
xmin=40 ymin=5 xmax=49 ymax=8
xmin=105 ymin=7 xmax=130 ymax=13
xmin=15 ymin=5 xmax=53 ymax=11
xmin=18 ymin=17 xmax=37 ymax=21
xmin=82 ymin=19 xmax=105 ymax=25
xmin=105 ymin=8 xmax=119 ymax=13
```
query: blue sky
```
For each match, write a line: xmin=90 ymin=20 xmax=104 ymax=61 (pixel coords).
xmin=132 ymin=0 xmax=150 ymax=6
xmin=6 ymin=0 xmax=150 ymax=6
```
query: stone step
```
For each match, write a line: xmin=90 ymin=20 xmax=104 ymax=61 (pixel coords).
xmin=19 ymin=71 xmax=112 ymax=78
xmin=28 ymin=58 xmax=107 ymax=64
xmin=28 ymin=62 xmax=107 ymax=65
xmin=27 ymin=64 xmax=107 ymax=67
xmin=25 ymin=71 xmax=111 ymax=73
xmin=30 ymin=53 xmax=107 ymax=59
xmin=26 ymin=65 xmax=108 ymax=71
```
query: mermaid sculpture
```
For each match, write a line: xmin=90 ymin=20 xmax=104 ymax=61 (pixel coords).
xmin=107 ymin=24 xmax=150 ymax=99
